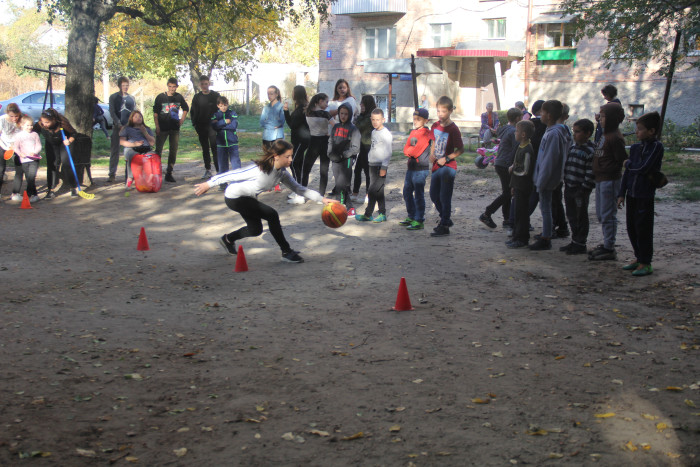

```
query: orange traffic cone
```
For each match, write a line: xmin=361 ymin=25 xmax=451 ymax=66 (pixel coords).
xmin=20 ymin=191 xmax=32 ymax=209
xmin=274 ymin=184 xmax=281 ymax=192
xmin=137 ymin=227 xmax=150 ymax=251
xmin=234 ymin=245 xmax=248 ymax=272
xmin=392 ymin=277 xmax=414 ymax=311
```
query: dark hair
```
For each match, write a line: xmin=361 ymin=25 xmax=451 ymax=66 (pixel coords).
xmin=360 ymin=95 xmax=376 ymax=116
xmin=600 ymin=102 xmax=625 ymax=133
xmin=255 ymin=139 xmax=293 ymax=174
xmin=531 ymin=99 xmax=545 ymax=115
xmin=199 ymin=75 xmax=210 ymax=82
xmin=561 ymin=103 xmax=569 ymax=119
xmin=515 ymin=101 xmax=526 ymax=111
xmin=337 ymin=103 xmax=352 ymax=123
xmin=573 ymin=118 xmax=595 ymax=136
xmin=333 ymin=79 xmax=354 ymax=101
xmin=117 ymin=76 xmax=129 ymax=87
xmin=292 ymin=85 xmax=308 ymax=110
xmin=371 ymin=108 xmax=384 ymax=117
xmin=6 ymin=103 xmax=20 ymax=115
xmin=216 ymin=95 xmax=229 ymax=106
xmin=167 ymin=77 xmax=178 ymax=86
xmin=436 ymin=96 xmax=454 ymax=111
xmin=636 ymin=111 xmax=661 ymax=135
xmin=601 ymin=84 xmax=618 ymax=100
xmin=506 ymin=108 xmax=522 ymax=123
xmin=267 ymin=86 xmax=281 ymax=104
xmin=307 ymin=93 xmax=328 ymax=116
xmin=40 ymin=108 xmax=76 ymax=133
xmin=541 ymin=100 xmax=563 ymax=122
xmin=516 ymin=120 xmax=535 ymax=139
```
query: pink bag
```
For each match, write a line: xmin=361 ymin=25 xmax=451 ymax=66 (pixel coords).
xmin=131 ymin=152 xmax=163 ymax=193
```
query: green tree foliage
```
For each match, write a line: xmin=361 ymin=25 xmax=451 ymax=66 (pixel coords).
xmin=561 ymin=0 xmax=700 ymax=76
xmin=259 ymin=17 xmax=320 ymax=66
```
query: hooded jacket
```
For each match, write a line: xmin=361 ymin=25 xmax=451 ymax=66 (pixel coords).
xmin=533 ymin=123 xmax=570 ymax=191
xmin=327 ymin=103 xmax=360 ymax=163
xmin=211 ymin=109 xmax=239 ymax=147
xmin=593 ymin=103 xmax=627 ymax=181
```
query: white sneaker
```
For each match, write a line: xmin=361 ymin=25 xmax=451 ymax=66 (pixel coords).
xmin=287 ymin=192 xmax=295 ymax=199
xmin=350 ymin=194 xmax=360 ymax=202
xmin=288 ymin=193 xmax=306 ymax=204
xmin=364 ymin=195 xmax=369 ymax=204
xmin=10 ymin=193 xmax=22 ymax=202
xmin=29 ymin=195 xmax=40 ymax=203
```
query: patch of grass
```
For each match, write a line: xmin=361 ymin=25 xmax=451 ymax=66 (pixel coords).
xmin=660 ymin=151 xmax=700 ymax=201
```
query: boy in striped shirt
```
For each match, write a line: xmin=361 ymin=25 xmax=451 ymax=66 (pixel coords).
xmin=561 ymin=119 xmax=595 ymax=255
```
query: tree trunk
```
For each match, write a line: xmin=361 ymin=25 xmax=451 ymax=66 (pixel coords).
xmin=65 ymin=1 xmax=110 ymax=135
xmin=189 ymin=64 xmax=202 ymax=93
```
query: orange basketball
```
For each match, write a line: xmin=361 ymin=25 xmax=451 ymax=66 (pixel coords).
xmin=321 ymin=202 xmax=347 ymax=228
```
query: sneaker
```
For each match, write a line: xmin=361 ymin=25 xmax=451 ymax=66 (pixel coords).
xmin=29 ymin=195 xmax=40 ymax=203
xmin=535 ymin=231 xmax=560 ymax=240
xmin=502 ymin=221 xmax=513 ymax=229
xmin=622 ymin=262 xmax=640 ymax=271
xmin=559 ymin=242 xmax=573 ymax=252
xmin=355 ymin=214 xmax=372 ymax=222
xmin=430 ymin=224 xmax=450 ymax=237
xmin=555 ymin=228 xmax=570 ymax=238
xmin=282 ymin=249 xmax=304 ymax=263
xmin=70 ymin=189 xmax=79 ymax=197
xmin=287 ymin=192 xmax=295 ymax=199
xmin=350 ymin=194 xmax=361 ymax=202
xmin=364 ymin=195 xmax=369 ymax=204
xmin=372 ymin=213 xmax=387 ymax=223
xmin=407 ymin=221 xmax=424 ymax=230
xmin=479 ymin=213 xmax=497 ymax=228
xmin=10 ymin=193 xmax=22 ymax=202
xmin=632 ymin=264 xmax=653 ymax=276
xmin=126 ymin=179 xmax=134 ymax=188
xmin=165 ymin=173 xmax=176 ymax=183
xmin=219 ymin=235 xmax=237 ymax=255
xmin=506 ymin=229 xmax=513 ymax=237
xmin=202 ymin=170 xmax=212 ymax=179
xmin=528 ymin=238 xmax=552 ymax=250
xmin=567 ymin=243 xmax=587 ymax=255
xmin=589 ymin=246 xmax=616 ymax=261
xmin=107 ymin=174 xmax=116 ymax=183
xmin=347 ymin=207 xmax=356 ymax=216
xmin=44 ymin=191 xmax=55 ymax=200
xmin=506 ymin=240 xmax=528 ymax=248
xmin=398 ymin=217 xmax=414 ymax=226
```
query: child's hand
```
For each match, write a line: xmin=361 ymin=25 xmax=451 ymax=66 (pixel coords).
xmin=225 ymin=119 xmax=231 ymax=124
xmin=379 ymin=169 xmax=387 ymax=177
xmin=616 ymin=197 xmax=625 ymax=209
xmin=322 ymin=197 xmax=338 ymax=205
xmin=194 ymin=182 xmax=211 ymax=196
xmin=283 ymin=102 xmax=289 ymax=111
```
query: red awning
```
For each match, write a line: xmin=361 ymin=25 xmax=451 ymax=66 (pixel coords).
xmin=417 ymin=48 xmax=509 ymax=58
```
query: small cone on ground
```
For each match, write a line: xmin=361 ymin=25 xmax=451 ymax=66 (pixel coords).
xmin=20 ymin=191 xmax=32 ymax=209
xmin=137 ymin=227 xmax=150 ymax=251
xmin=393 ymin=277 xmax=414 ymax=311
xmin=235 ymin=245 xmax=248 ymax=272
xmin=274 ymin=184 xmax=281 ymax=192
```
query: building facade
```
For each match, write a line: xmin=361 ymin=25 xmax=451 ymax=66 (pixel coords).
xmin=318 ymin=0 xmax=698 ymax=126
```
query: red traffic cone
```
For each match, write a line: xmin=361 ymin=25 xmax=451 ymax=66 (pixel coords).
xmin=137 ymin=227 xmax=150 ymax=251
xmin=234 ymin=245 xmax=248 ymax=272
xmin=392 ymin=277 xmax=414 ymax=311
xmin=274 ymin=184 xmax=281 ymax=192
xmin=20 ymin=191 xmax=32 ymax=209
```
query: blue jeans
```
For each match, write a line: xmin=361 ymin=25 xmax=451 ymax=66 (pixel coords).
xmin=595 ymin=179 xmax=621 ymax=250
xmin=217 ymin=145 xmax=241 ymax=174
xmin=538 ymin=188 xmax=554 ymax=238
xmin=429 ymin=166 xmax=456 ymax=226
xmin=403 ymin=169 xmax=430 ymax=222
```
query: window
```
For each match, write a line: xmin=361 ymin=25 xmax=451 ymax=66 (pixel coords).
xmin=543 ymin=23 xmax=576 ymax=48
xmin=484 ymin=19 xmax=506 ymax=39
xmin=687 ymin=35 xmax=700 ymax=56
xmin=430 ymin=23 xmax=452 ymax=48
xmin=365 ymin=27 xmax=397 ymax=59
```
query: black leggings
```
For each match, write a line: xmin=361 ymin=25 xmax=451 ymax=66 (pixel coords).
xmin=47 ymin=142 xmax=77 ymax=190
xmin=13 ymin=160 xmax=39 ymax=196
xmin=224 ymin=196 xmax=291 ymax=253
xmin=353 ymin=142 xmax=370 ymax=195
xmin=364 ymin=166 xmax=386 ymax=216
xmin=291 ymin=140 xmax=309 ymax=184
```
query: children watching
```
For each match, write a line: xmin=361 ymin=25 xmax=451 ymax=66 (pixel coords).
xmin=589 ymin=103 xmax=627 ymax=261
xmin=429 ymin=96 xmax=464 ymax=237
xmin=328 ymin=103 xmax=360 ymax=216
xmin=305 ymin=93 xmax=333 ymax=201
xmin=399 ymin=108 xmax=433 ymax=230
xmin=352 ymin=95 xmax=376 ymax=203
xmin=479 ymin=107 xmax=522 ymax=230
xmin=355 ymin=108 xmax=392 ymax=222
xmin=561 ymin=118 xmax=595 ymax=254
xmin=529 ymin=100 xmax=570 ymax=250
xmin=506 ymin=120 xmax=536 ymax=248
xmin=11 ymin=115 xmax=42 ymax=203
xmin=211 ymin=96 xmax=240 ymax=181
xmin=617 ymin=111 xmax=664 ymax=276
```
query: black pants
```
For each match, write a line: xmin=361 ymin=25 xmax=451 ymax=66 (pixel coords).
xmin=291 ymin=140 xmax=309 ymax=184
xmin=332 ymin=158 xmax=354 ymax=209
xmin=564 ymin=187 xmax=591 ymax=246
xmin=307 ymin=135 xmax=329 ymax=194
xmin=47 ymin=143 xmax=77 ymax=190
xmin=485 ymin=165 xmax=511 ymax=222
xmin=195 ymin=125 xmax=218 ymax=172
xmin=155 ymin=129 xmax=180 ymax=175
xmin=552 ymin=182 xmax=568 ymax=232
xmin=626 ymin=196 xmax=655 ymax=264
xmin=512 ymin=187 xmax=531 ymax=243
xmin=0 ymin=151 xmax=9 ymax=193
xmin=364 ymin=166 xmax=386 ymax=216
xmin=13 ymin=160 xmax=39 ymax=196
xmin=353 ymin=142 xmax=370 ymax=195
xmin=224 ymin=196 xmax=291 ymax=253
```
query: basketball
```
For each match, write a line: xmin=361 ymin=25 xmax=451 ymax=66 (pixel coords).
xmin=321 ymin=202 xmax=347 ymax=228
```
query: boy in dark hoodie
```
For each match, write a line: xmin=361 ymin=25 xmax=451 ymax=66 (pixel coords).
xmin=399 ymin=108 xmax=433 ymax=230
xmin=589 ymin=102 xmax=627 ymax=261
xmin=328 ymin=103 xmax=360 ymax=215
xmin=211 ymin=96 xmax=240 ymax=183
xmin=529 ymin=100 xmax=570 ymax=251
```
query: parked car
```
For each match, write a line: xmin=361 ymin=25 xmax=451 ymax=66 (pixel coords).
xmin=0 ymin=91 xmax=113 ymax=128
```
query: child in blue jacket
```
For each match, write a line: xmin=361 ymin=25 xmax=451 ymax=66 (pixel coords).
xmin=211 ymin=95 xmax=240 ymax=179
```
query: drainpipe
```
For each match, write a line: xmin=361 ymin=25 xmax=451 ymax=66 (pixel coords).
xmin=524 ymin=0 xmax=533 ymax=106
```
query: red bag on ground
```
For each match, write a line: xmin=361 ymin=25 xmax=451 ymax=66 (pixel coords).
xmin=131 ymin=152 xmax=163 ymax=193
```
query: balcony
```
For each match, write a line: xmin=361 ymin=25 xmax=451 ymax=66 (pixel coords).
xmin=332 ymin=0 xmax=407 ymax=16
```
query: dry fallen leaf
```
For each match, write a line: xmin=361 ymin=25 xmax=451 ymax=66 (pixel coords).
xmin=471 ymin=398 xmax=490 ymax=404
xmin=389 ymin=425 xmax=401 ymax=432
xmin=594 ymin=412 xmax=616 ymax=418
xmin=640 ymin=443 xmax=651 ymax=450
xmin=76 ymin=448 xmax=96 ymax=457
xmin=656 ymin=422 xmax=668 ymax=432
xmin=624 ymin=441 xmax=638 ymax=452
xmin=527 ymin=429 xmax=548 ymax=436
xmin=666 ymin=386 xmax=683 ymax=392
xmin=341 ymin=432 xmax=364 ymax=441
xmin=173 ymin=448 xmax=187 ymax=457
xmin=641 ymin=413 xmax=658 ymax=421
xmin=412 ymin=379 xmax=423 ymax=384
xmin=125 ymin=456 xmax=138 ymax=463
xmin=685 ymin=399 xmax=696 ymax=408
xmin=308 ymin=429 xmax=329 ymax=437
xmin=281 ymin=432 xmax=295 ymax=441
xmin=548 ymin=453 xmax=564 ymax=458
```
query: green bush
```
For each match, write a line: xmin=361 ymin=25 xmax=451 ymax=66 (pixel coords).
xmin=662 ymin=119 xmax=700 ymax=151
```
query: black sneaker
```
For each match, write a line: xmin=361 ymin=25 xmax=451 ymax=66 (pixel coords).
xmin=587 ymin=244 xmax=606 ymax=258
xmin=589 ymin=247 xmax=616 ymax=261
xmin=430 ymin=225 xmax=450 ymax=237
xmin=559 ymin=242 xmax=573 ymax=252
xmin=479 ymin=213 xmax=497 ymax=229
xmin=282 ymin=250 xmax=304 ymax=263
xmin=70 ymin=189 xmax=78 ymax=197
xmin=107 ymin=174 xmax=116 ymax=183
xmin=165 ymin=173 xmax=176 ymax=183
xmin=555 ymin=228 xmax=570 ymax=238
xmin=567 ymin=243 xmax=588 ymax=255
xmin=528 ymin=238 xmax=552 ymax=250
xmin=45 ymin=191 xmax=55 ymax=200
xmin=219 ymin=235 xmax=236 ymax=255
xmin=506 ymin=240 xmax=528 ymax=248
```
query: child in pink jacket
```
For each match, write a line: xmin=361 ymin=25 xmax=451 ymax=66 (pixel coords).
xmin=12 ymin=115 xmax=42 ymax=203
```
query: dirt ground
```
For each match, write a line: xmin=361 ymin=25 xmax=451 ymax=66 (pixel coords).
xmin=1 ymin=151 xmax=699 ymax=466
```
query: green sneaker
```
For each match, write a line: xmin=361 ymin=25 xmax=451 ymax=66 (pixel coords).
xmin=372 ymin=213 xmax=387 ymax=223
xmin=622 ymin=262 xmax=640 ymax=271
xmin=355 ymin=214 xmax=372 ymax=222
xmin=406 ymin=221 xmax=424 ymax=230
xmin=398 ymin=217 xmax=413 ymax=226
xmin=632 ymin=264 xmax=653 ymax=276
